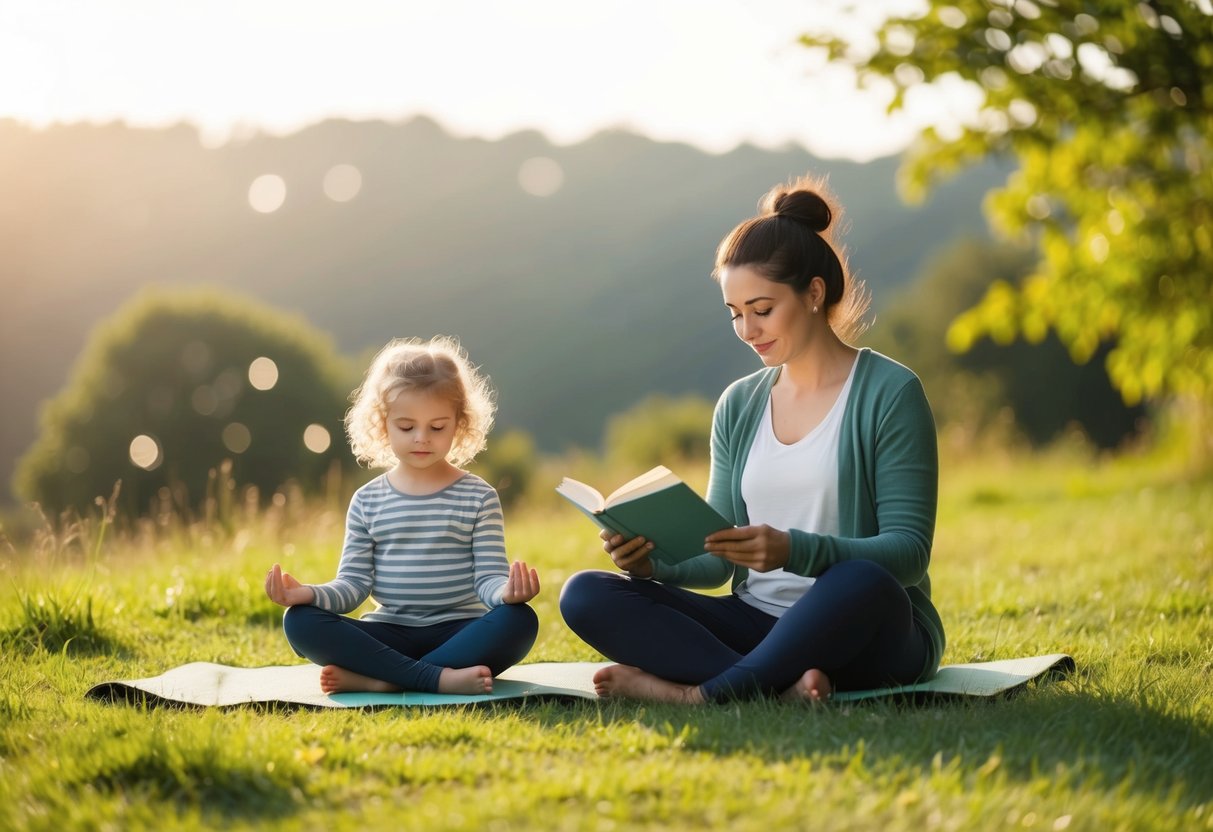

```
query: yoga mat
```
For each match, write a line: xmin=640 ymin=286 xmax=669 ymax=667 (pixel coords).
xmin=832 ymin=653 xmax=1075 ymax=703
xmin=85 ymin=661 xmax=600 ymax=709
xmin=86 ymin=654 xmax=1073 ymax=709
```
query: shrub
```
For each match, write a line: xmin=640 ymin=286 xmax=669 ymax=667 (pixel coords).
xmin=14 ymin=288 xmax=354 ymax=515
xmin=604 ymin=394 xmax=714 ymax=472
xmin=470 ymin=429 xmax=539 ymax=509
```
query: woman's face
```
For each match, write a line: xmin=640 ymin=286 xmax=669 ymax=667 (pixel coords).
xmin=719 ymin=264 xmax=816 ymax=367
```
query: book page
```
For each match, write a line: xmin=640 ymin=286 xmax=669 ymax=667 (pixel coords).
xmin=555 ymin=478 xmax=605 ymax=512
xmin=605 ymin=465 xmax=680 ymax=507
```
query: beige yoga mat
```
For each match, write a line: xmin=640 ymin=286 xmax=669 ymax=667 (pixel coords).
xmin=86 ymin=655 xmax=1074 ymax=708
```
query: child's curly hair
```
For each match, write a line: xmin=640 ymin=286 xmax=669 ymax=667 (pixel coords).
xmin=345 ymin=336 xmax=496 ymax=469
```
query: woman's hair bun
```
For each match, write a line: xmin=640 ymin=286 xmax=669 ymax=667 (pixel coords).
xmin=761 ymin=181 xmax=833 ymax=234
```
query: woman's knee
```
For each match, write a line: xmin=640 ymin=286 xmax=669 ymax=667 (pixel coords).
xmin=820 ymin=558 xmax=893 ymax=585
xmin=817 ymin=559 xmax=904 ymax=605
xmin=558 ymin=570 xmax=621 ymax=627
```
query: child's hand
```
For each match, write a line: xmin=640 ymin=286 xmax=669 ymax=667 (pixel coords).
xmin=501 ymin=560 xmax=540 ymax=604
xmin=264 ymin=563 xmax=316 ymax=607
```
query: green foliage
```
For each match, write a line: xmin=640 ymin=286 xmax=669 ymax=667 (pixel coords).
xmin=469 ymin=429 xmax=540 ymax=509
xmin=604 ymin=395 xmax=715 ymax=472
xmin=867 ymin=236 xmax=1144 ymax=447
xmin=14 ymin=288 xmax=354 ymax=515
xmin=804 ymin=1 xmax=1213 ymax=405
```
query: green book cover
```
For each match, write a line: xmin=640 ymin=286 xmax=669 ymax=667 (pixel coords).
xmin=556 ymin=466 xmax=733 ymax=565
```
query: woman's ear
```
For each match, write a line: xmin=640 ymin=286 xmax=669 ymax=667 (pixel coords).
xmin=806 ymin=276 xmax=827 ymax=312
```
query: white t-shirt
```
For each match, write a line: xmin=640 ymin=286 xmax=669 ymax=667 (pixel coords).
xmin=735 ymin=359 xmax=857 ymax=617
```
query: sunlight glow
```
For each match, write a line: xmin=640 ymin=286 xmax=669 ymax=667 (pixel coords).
xmin=248 ymin=175 xmax=286 ymax=213
xmin=248 ymin=357 xmax=279 ymax=390
xmin=129 ymin=434 xmax=162 ymax=470
xmin=0 ymin=1 xmax=954 ymax=163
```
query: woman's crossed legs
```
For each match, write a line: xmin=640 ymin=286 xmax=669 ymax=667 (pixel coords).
xmin=559 ymin=559 xmax=927 ymax=703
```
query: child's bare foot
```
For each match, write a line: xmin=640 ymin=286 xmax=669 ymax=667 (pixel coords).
xmin=319 ymin=665 xmax=401 ymax=694
xmin=781 ymin=668 xmax=833 ymax=704
xmin=437 ymin=666 xmax=493 ymax=695
xmin=592 ymin=664 xmax=704 ymax=704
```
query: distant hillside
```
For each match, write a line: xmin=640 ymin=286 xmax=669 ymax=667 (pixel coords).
xmin=0 ymin=117 xmax=1006 ymax=503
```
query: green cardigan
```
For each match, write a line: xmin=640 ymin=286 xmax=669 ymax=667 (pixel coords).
xmin=650 ymin=348 xmax=945 ymax=680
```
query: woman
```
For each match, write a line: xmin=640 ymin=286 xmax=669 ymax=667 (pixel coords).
xmin=559 ymin=175 xmax=944 ymax=704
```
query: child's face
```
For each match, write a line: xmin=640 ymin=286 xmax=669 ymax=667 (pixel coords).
xmin=385 ymin=390 xmax=459 ymax=471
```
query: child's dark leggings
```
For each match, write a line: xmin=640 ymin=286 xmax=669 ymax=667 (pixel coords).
xmin=559 ymin=559 xmax=928 ymax=701
xmin=282 ymin=603 xmax=538 ymax=693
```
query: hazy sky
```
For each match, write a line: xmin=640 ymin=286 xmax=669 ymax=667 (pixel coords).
xmin=1 ymin=0 xmax=983 ymax=161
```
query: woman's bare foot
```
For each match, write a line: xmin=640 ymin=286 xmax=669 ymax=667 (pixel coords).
xmin=319 ymin=665 xmax=401 ymax=694
xmin=781 ymin=668 xmax=833 ymax=704
xmin=592 ymin=664 xmax=704 ymax=704
xmin=437 ymin=666 xmax=493 ymax=695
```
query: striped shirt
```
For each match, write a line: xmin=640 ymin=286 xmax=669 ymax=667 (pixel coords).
xmin=307 ymin=473 xmax=510 ymax=626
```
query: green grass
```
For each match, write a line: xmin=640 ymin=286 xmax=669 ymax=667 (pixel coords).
xmin=1 ymin=449 xmax=1211 ymax=831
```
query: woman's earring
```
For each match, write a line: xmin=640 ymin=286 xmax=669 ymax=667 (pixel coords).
xmin=813 ymin=305 xmax=819 ymax=314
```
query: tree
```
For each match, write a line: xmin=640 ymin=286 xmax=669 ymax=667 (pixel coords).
xmin=804 ymin=1 xmax=1213 ymax=407
xmin=15 ymin=289 xmax=355 ymax=515
xmin=867 ymin=236 xmax=1145 ymax=447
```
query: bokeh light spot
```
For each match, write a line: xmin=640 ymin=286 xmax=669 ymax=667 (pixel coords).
xmin=248 ymin=356 xmax=279 ymax=391
xmin=191 ymin=385 xmax=219 ymax=416
xmin=248 ymin=174 xmax=286 ymax=213
xmin=518 ymin=157 xmax=564 ymax=197
xmin=323 ymin=164 xmax=362 ymax=202
xmin=938 ymin=6 xmax=967 ymax=28
xmin=129 ymin=434 xmax=162 ymax=470
xmin=1026 ymin=195 xmax=1051 ymax=220
xmin=1089 ymin=233 xmax=1109 ymax=263
xmin=303 ymin=424 xmax=332 ymax=454
xmin=222 ymin=422 xmax=252 ymax=454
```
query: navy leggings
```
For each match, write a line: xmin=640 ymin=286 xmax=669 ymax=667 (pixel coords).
xmin=559 ymin=559 xmax=928 ymax=701
xmin=282 ymin=603 xmax=538 ymax=693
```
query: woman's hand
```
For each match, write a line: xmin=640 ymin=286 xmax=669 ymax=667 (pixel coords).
xmin=600 ymin=529 xmax=655 ymax=578
xmin=264 ymin=563 xmax=316 ymax=607
xmin=502 ymin=560 xmax=541 ymax=604
xmin=704 ymin=525 xmax=790 ymax=572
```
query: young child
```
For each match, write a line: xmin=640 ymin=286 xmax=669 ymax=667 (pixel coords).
xmin=264 ymin=336 xmax=540 ymax=695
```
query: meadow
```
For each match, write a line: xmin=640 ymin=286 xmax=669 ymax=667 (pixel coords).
xmin=1 ymin=445 xmax=1210 ymax=832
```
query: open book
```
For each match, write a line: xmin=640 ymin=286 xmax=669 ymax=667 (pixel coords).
xmin=556 ymin=466 xmax=732 ymax=566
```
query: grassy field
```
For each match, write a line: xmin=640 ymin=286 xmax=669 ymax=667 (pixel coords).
xmin=1 ymin=448 xmax=1210 ymax=831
